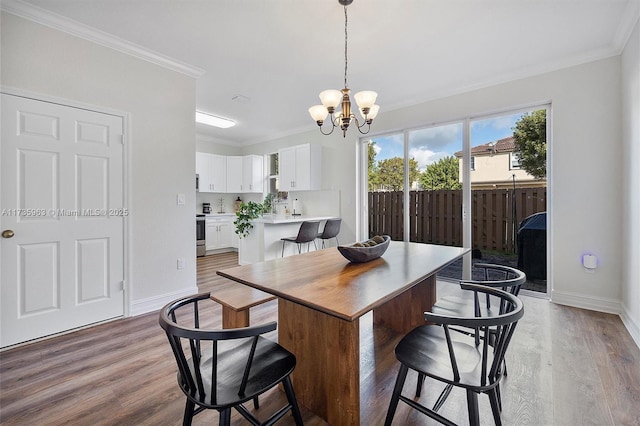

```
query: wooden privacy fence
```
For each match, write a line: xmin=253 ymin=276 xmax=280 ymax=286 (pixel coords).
xmin=368 ymin=188 xmax=547 ymax=253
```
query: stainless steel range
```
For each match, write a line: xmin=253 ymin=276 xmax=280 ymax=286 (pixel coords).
xmin=196 ymin=214 xmax=206 ymax=257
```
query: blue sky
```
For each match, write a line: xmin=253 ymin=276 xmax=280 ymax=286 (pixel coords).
xmin=370 ymin=111 xmax=525 ymax=171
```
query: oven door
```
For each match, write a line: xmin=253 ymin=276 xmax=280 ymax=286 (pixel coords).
xmin=196 ymin=217 xmax=206 ymax=257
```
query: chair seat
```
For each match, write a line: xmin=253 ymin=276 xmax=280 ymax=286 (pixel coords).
xmin=395 ymin=325 xmax=497 ymax=391
xmin=179 ymin=336 xmax=297 ymax=409
xmin=431 ymin=294 xmax=503 ymax=318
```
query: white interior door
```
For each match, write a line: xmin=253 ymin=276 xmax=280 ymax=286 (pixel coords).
xmin=1 ymin=94 xmax=125 ymax=348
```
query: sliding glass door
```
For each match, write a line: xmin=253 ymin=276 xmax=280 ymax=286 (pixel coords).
xmin=469 ymin=108 xmax=548 ymax=293
xmin=360 ymin=105 xmax=549 ymax=292
xmin=364 ymin=122 xmax=468 ymax=281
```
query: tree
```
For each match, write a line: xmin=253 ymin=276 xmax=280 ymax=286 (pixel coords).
xmin=367 ymin=141 xmax=380 ymax=191
xmin=512 ymin=110 xmax=546 ymax=179
xmin=419 ymin=156 xmax=462 ymax=190
xmin=377 ymin=157 xmax=420 ymax=191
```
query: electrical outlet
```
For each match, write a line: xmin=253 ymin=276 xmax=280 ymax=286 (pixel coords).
xmin=177 ymin=258 xmax=185 ymax=270
xmin=177 ymin=193 xmax=185 ymax=205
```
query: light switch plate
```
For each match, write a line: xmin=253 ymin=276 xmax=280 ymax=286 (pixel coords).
xmin=177 ymin=193 xmax=185 ymax=205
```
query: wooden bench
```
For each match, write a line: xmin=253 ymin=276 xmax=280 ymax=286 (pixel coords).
xmin=210 ymin=284 xmax=276 ymax=328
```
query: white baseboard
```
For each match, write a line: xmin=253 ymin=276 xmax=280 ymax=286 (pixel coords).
xmin=620 ymin=306 xmax=640 ymax=349
xmin=551 ymin=289 xmax=640 ymax=350
xmin=130 ymin=286 xmax=199 ymax=316
xmin=550 ymin=290 xmax=622 ymax=314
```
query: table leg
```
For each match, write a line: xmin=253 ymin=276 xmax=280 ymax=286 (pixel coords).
xmin=221 ymin=306 xmax=249 ymax=329
xmin=373 ymin=275 xmax=436 ymax=333
xmin=278 ymin=298 xmax=360 ymax=426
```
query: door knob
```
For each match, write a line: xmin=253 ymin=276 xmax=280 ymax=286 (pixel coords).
xmin=2 ymin=229 xmax=15 ymax=238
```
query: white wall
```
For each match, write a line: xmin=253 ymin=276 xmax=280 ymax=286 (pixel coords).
xmin=1 ymin=13 xmax=199 ymax=314
xmin=621 ymin=18 xmax=640 ymax=346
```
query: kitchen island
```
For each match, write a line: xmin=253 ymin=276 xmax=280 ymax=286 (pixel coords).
xmin=238 ymin=215 xmax=337 ymax=265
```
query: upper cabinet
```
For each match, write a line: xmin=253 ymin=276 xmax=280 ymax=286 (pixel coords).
xmin=278 ymin=143 xmax=321 ymax=191
xmin=243 ymin=155 xmax=264 ymax=193
xmin=226 ymin=156 xmax=243 ymax=193
xmin=196 ymin=152 xmax=226 ymax=193
xmin=197 ymin=153 xmax=264 ymax=193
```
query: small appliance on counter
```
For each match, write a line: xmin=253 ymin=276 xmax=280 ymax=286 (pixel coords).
xmin=202 ymin=202 xmax=211 ymax=214
xmin=292 ymin=198 xmax=302 ymax=216
xmin=234 ymin=197 xmax=242 ymax=212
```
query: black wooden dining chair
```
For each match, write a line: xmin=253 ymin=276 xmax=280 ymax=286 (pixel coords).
xmin=431 ymin=263 xmax=526 ymax=320
xmin=317 ymin=218 xmax=341 ymax=248
xmin=421 ymin=263 xmax=526 ymax=404
xmin=159 ymin=292 xmax=303 ymax=426
xmin=281 ymin=220 xmax=320 ymax=257
xmin=384 ymin=284 xmax=524 ymax=426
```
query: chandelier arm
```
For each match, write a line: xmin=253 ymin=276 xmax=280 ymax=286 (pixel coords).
xmin=319 ymin=117 xmax=337 ymax=135
xmin=357 ymin=124 xmax=371 ymax=135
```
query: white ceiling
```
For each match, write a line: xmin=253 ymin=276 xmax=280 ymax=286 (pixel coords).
xmin=11 ymin=0 xmax=639 ymax=145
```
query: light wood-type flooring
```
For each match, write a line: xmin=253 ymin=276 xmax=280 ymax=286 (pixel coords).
xmin=1 ymin=252 xmax=639 ymax=425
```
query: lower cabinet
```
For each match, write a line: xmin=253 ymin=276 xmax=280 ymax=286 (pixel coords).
xmin=206 ymin=217 xmax=237 ymax=251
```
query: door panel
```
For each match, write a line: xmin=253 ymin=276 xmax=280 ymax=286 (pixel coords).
xmin=1 ymin=94 xmax=125 ymax=348
xmin=77 ymin=238 xmax=109 ymax=302
xmin=20 ymin=242 xmax=59 ymax=314
xmin=18 ymin=149 xmax=59 ymax=221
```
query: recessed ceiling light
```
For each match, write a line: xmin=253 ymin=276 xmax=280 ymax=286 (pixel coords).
xmin=195 ymin=111 xmax=235 ymax=128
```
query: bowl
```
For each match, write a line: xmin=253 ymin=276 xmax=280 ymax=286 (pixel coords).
xmin=338 ymin=235 xmax=391 ymax=263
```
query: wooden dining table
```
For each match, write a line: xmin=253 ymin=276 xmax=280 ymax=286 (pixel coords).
xmin=217 ymin=241 xmax=469 ymax=425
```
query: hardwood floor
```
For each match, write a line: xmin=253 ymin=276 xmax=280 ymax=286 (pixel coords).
xmin=1 ymin=252 xmax=639 ymax=425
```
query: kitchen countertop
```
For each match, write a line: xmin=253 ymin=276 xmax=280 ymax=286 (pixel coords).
xmin=202 ymin=213 xmax=237 ymax=217
xmin=255 ymin=215 xmax=336 ymax=224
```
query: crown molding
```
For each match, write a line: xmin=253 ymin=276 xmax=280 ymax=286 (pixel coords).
xmin=1 ymin=0 xmax=205 ymax=79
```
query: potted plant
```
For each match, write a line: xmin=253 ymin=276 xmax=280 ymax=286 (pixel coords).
xmin=234 ymin=193 xmax=278 ymax=238
xmin=234 ymin=201 xmax=264 ymax=238
xmin=262 ymin=192 xmax=276 ymax=215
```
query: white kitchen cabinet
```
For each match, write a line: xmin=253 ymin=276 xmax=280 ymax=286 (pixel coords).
xmin=196 ymin=152 xmax=210 ymax=192
xmin=197 ymin=153 xmax=264 ymax=194
xmin=278 ymin=144 xmax=321 ymax=191
xmin=226 ymin=156 xmax=243 ymax=193
xmin=242 ymin=155 xmax=264 ymax=193
xmin=196 ymin=152 xmax=227 ymax=193
xmin=206 ymin=216 xmax=235 ymax=250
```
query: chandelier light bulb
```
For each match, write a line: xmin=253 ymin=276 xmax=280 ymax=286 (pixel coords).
xmin=308 ymin=105 xmax=329 ymax=123
xmin=366 ymin=104 xmax=380 ymax=121
xmin=354 ymin=91 xmax=378 ymax=109
xmin=319 ymin=90 xmax=342 ymax=110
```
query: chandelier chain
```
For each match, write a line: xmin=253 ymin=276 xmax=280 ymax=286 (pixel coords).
xmin=344 ymin=5 xmax=348 ymax=89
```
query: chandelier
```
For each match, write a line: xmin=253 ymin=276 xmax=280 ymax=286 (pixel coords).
xmin=308 ymin=0 xmax=379 ymax=137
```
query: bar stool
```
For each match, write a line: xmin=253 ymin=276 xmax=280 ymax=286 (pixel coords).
xmin=317 ymin=218 xmax=342 ymax=248
xmin=281 ymin=221 xmax=320 ymax=257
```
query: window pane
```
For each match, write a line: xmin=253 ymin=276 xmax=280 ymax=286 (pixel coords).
xmin=470 ymin=109 xmax=547 ymax=293
xmin=367 ymin=134 xmax=405 ymax=240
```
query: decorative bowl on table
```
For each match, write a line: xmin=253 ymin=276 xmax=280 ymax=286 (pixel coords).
xmin=338 ymin=235 xmax=391 ymax=263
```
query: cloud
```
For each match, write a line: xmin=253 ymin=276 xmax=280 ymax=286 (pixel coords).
xmin=372 ymin=143 xmax=381 ymax=155
xmin=409 ymin=147 xmax=450 ymax=171
xmin=409 ymin=123 xmax=462 ymax=151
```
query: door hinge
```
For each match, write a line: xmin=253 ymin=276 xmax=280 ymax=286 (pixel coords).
xmin=120 ymin=280 xmax=126 ymax=291
xmin=118 ymin=134 xmax=124 ymax=144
